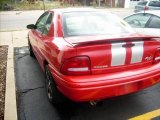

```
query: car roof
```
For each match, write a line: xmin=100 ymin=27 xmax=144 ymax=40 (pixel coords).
xmin=137 ymin=0 xmax=160 ymax=5
xmin=140 ymin=0 xmax=160 ymax=2
xmin=125 ymin=10 xmax=160 ymax=18
xmin=138 ymin=10 xmax=160 ymax=17
xmin=50 ymin=7 xmax=106 ymax=13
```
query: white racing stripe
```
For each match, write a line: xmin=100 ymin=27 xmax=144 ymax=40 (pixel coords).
xmin=131 ymin=41 xmax=144 ymax=64
xmin=111 ymin=42 xmax=126 ymax=66
xmin=111 ymin=41 xmax=144 ymax=66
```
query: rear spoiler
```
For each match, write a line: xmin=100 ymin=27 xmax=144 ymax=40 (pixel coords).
xmin=72 ymin=36 xmax=160 ymax=47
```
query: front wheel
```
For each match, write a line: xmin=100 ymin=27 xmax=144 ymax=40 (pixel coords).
xmin=45 ymin=65 xmax=66 ymax=104
xmin=28 ymin=40 xmax=35 ymax=57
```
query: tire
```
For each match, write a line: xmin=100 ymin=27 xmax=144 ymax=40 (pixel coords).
xmin=45 ymin=65 xmax=66 ymax=104
xmin=28 ymin=40 xmax=35 ymax=57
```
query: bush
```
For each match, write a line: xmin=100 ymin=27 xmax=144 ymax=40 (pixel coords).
xmin=0 ymin=0 xmax=14 ymax=11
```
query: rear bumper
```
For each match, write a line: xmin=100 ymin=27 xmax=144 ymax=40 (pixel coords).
xmin=49 ymin=64 xmax=160 ymax=102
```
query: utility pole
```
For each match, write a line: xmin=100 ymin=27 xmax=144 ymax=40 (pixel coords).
xmin=110 ymin=0 xmax=112 ymax=8
xmin=99 ymin=0 xmax=101 ymax=7
xmin=14 ymin=0 xmax=17 ymax=4
xmin=43 ymin=0 xmax=45 ymax=12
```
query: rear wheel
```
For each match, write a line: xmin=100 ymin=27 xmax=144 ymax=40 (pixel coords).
xmin=28 ymin=40 xmax=35 ymax=57
xmin=45 ymin=65 xmax=66 ymax=104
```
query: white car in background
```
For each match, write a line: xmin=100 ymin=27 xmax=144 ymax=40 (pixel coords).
xmin=134 ymin=0 xmax=160 ymax=13
xmin=124 ymin=10 xmax=160 ymax=37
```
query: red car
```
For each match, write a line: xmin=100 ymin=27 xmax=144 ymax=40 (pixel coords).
xmin=27 ymin=8 xmax=160 ymax=104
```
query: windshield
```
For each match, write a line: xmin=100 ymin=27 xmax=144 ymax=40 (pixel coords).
xmin=62 ymin=12 xmax=135 ymax=37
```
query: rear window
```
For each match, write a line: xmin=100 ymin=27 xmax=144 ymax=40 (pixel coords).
xmin=124 ymin=13 xmax=152 ymax=28
xmin=147 ymin=16 xmax=160 ymax=28
xmin=62 ymin=12 xmax=134 ymax=37
xmin=138 ymin=1 xmax=148 ymax=6
xmin=148 ymin=1 xmax=160 ymax=7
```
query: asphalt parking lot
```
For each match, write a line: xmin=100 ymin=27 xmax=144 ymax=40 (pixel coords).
xmin=15 ymin=47 xmax=160 ymax=120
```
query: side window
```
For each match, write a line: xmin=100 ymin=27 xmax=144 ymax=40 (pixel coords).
xmin=137 ymin=1 xmax=147 ymax=6
xmin=43 ymin=13 xmax=53 ymax=35
xmin=148 ymin=1 xmax=160 ymax=7
xmin=35 ymin=12 xmax=49 ymax=33
xmin=125 ymin=13 xmax=151 ymax=28
xmin=147 ymin=16 xmax=160 ymax=28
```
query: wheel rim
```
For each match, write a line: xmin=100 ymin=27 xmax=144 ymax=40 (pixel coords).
xmin=46 ymin=69 xmax=53 ymax=100
xmin=47 ymin=80 xmax=53 ymax=100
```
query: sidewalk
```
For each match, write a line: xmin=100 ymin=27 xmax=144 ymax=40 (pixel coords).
xmin=0 ymin=30 xmax=28 ymax=120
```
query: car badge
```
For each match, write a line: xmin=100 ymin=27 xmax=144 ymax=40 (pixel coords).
xmin=145 ymin=56 xmax=153 ymax=61
xmin=122 ymin=43 xmax=135 ymax=48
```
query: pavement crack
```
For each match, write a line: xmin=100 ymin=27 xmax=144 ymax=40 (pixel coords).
xmin=16 ymin=86 xmax=45 ymax=120
xmin=16 ymin=54 xmax=29 ymax=60
xmin=17 ymin=86 xmax=45 ymax=94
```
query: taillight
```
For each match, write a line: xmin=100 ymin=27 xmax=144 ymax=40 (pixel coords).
xmin=61 ymin=56 xmax=91 ymax=75
xmin=153 ymin=48 xmax=160 ymax=64
xmin=144 ymin=6 xmax=149 ymax=11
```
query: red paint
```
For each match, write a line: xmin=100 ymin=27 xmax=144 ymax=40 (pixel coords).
xmin=28 ymin=8 xmax=160 ymax=102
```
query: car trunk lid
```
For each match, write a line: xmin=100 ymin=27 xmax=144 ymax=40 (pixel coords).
xmin=64 ymin=34 xmax=160 ymax=75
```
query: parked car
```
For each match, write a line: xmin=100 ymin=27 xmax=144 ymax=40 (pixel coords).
xmin=27 ymin=8 xmax=160 ymax=104
xmin=134 ymin=0 xmax=160 ymax=13
xmin=124 ymin=10 xmax=160 ymax=36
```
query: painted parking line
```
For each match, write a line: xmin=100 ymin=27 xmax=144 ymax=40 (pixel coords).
xmin=129 ymin=109 xmax=160 ymax=120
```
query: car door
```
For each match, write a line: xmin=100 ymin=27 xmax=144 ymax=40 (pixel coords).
xmin=124 ymin=13 xmax=152 ymax=35
xmin=36 ymin=12 xmax=54 ymax=69
xmin=144 ymin=15 xmax=160 ymax=36
xmin=31 ymin=12 xmax=50 ymax=66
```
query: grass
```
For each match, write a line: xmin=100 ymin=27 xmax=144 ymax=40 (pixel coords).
xmin=0 ymin=0 xmax=105 ymax=11
xmin=0 ymin=1 xmax=69 ymax=11
xmin=13 ymin=1 xmax=62 ymax=11
xmin=0 ymin=0 xmax=123 ymax=11
xmin=0 ymin=0 xmax=88 ymax=11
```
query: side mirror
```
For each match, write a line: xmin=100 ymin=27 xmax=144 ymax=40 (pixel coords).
xmin=26 ymin=24 xmax=36 ymax=29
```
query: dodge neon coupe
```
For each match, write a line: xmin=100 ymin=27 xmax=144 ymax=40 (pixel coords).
xmin=27 ymin=8 xmax=160 ymax=104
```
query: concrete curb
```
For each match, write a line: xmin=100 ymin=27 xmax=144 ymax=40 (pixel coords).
xmin=4 ymin=45 xmax=17 ymax=120
xmin=1 ymin=30 xmax=28 ymax=120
